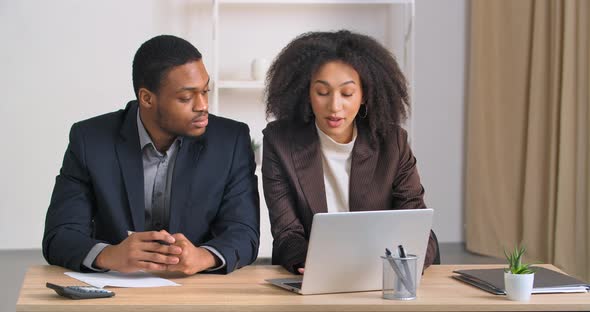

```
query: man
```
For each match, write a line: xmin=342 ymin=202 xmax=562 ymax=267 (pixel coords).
xmin=42 ymin=35 xmax=260 ymax=274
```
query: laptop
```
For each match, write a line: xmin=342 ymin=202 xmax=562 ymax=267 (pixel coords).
xmin=266 ymin=208 xmax=434 ymax=295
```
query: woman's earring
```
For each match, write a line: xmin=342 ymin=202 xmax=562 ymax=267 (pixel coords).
xmin=358 ymin=104 xmax=368 ymax=119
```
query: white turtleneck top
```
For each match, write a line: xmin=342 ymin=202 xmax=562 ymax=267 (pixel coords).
xmin=315 ymin=123 xmax=358 ymax=213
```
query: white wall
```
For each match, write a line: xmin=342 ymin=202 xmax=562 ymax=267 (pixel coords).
xmin=0 ymin=0 xmax=214 ymax=249
xmin=0 ymin=0 xmax=467 ymax=250
xmin=414 ymin=0 xmax=467 ymax=243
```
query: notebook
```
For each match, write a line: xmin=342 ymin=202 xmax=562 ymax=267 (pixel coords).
xmin=453 ymin=267 xmax=590 ymax=295
xmin=266 ymin=209 xmax=433 ymax=295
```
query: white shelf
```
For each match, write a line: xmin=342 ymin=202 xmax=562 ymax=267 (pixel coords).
xmin=219 ymin=0 xmax=411 ymax=4
xmin=217 ymin=80 xmax=265 ymax=89
xmin=210 ymin=1 xmax=414 ymax=120
xmin=209 ymin=0 xmax=414 ymax=257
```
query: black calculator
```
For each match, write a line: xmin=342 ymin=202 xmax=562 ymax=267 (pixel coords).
xmin=46 ymin=282 xmax=115 ymax=299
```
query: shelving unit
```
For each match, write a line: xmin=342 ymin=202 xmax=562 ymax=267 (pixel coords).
xmin=208 ymin=0 xmax=415 ymax=258
xmin=217 ymin=80 xmax=265 ymax=89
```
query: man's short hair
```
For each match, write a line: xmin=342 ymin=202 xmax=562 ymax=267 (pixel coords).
xmin=132 ymin=35 xmax=202 ymax=98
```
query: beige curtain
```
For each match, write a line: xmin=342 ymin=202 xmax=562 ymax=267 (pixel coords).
xmin=466 ymin=0 xmax=590 ymax=281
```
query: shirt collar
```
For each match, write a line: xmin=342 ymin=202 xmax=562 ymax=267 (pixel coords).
xmin=136 ymin=109 xmax=183 ymax=151
xmin=315 ymin=122 xmax=357 ymax=152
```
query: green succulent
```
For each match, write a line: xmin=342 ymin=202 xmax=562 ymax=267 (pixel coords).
xmin=504 ymin=245 xmax=535 ymax=274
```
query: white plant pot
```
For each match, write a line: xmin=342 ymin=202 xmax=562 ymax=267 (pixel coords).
xmin=504 ymin=272 xmax=535 ymax=301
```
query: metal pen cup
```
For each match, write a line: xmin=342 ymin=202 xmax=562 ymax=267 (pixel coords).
xmin=381 ymin=254 xmax=418 ymax=300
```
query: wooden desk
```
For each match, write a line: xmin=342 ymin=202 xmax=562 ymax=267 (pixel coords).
xmin=16 ymin=264 xmax=590 ymax=312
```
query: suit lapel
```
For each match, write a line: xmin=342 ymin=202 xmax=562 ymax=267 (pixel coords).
xmin=349 ymin=122 xmax=378 ymax=212
xmin=115 ymin=102 xmax=145 ymax=231
xmin=292 ymin=123 xmax=327 ymax=214
xmin=168 ymin=135 xmax=204 ymax=233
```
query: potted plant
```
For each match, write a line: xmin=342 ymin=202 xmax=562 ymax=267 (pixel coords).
xmin=504 ymin=245 xmax=535 ymax=301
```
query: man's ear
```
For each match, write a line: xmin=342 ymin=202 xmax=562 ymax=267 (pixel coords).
xmin=138 ymin=88 xmax=155 ymax=108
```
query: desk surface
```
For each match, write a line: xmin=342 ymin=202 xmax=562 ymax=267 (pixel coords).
xmin=16 ymin=264 xmax=590 ymax=312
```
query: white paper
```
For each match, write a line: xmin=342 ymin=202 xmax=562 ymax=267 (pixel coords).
xmin=64 ymin=271 xmax=181 ymax=288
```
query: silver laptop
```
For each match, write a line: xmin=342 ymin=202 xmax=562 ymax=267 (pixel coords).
xmin=267 ymin=208 xmax=434 ymax=295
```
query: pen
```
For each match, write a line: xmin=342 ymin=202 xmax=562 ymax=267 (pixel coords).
xmin=398 ymin=245 xmax=407 ymax=258
xmin=397 ymin=245 xmax=415 ymax=292
xmin=385 ymin=248 xmax=413 ymax=293
xmin=127 ymin=230 xmax=171 ymax=246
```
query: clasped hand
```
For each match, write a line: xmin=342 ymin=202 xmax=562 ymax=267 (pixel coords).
xmin=95 ymin=230 xmax=217 ymax=275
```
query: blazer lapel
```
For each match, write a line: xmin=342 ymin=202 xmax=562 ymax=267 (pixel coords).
xmin=115 ymin=102 xmax=145 ymax=231
xmin=349 ymin=122 xmax=379 ymax=212
xmin=292 ymin=123 xmax=327 ymax=214
xmin=168 ymin=135 xmax=204 ymax=233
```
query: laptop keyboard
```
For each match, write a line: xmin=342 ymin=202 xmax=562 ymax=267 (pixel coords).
xmin=284 ymin=282 xmax=303 ymax=289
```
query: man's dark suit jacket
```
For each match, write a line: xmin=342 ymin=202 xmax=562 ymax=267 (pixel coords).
xmin=262 ymin=120 xmax=437 ymax=274
xmin=43 ymin=101 xmax=260 ymax=273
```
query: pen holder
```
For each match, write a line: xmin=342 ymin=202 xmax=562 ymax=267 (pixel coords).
xmin=381 ymin=254 xmax=418 ymax=300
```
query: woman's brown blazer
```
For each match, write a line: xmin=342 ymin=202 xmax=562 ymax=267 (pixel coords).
xmin=262 ymin=120 xmax=438 ymax=274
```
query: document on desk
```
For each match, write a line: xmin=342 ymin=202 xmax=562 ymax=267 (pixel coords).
xmin=64 ymin=271 xmax=180 ymax=288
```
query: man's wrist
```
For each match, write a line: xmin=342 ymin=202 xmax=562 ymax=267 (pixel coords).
xmin=199 ymin=245 xmax=226 ymax=271
xmin=82 ymin=243 xmax=110 ymax=272
xmin=94 ymin=245 xmax=114 ymax=270
xmin=197 ymin=247 xmax=218 ymax=270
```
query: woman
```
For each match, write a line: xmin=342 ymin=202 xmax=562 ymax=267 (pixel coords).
xmin=262 ymin=30 xmax=438 ymax=274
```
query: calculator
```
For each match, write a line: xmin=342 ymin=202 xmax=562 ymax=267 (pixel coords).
xmin=46 ymin=282 xmax=115 ymax=299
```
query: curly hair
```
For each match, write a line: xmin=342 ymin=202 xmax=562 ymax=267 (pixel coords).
xmin=265 ymin=30 xmax=410 ymax=144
